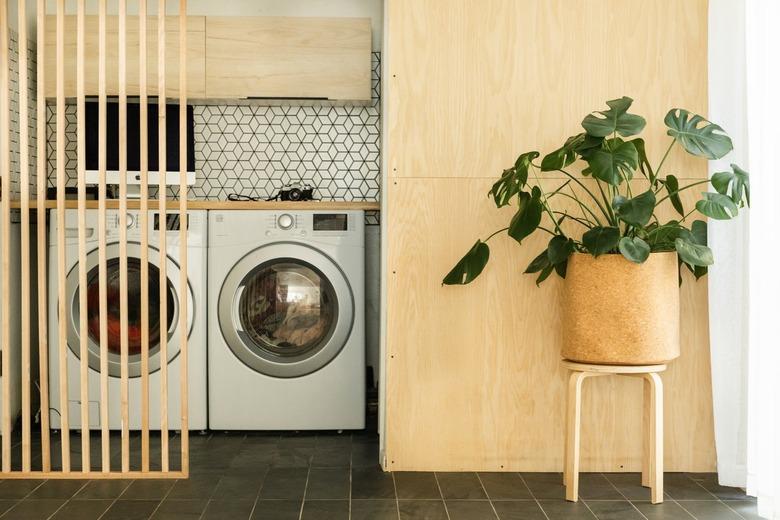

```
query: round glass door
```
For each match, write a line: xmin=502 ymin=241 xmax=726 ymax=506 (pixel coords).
xmin=218 ymin=243 xmax=354 ymax=378
xmin=66 ymin=242 xmax=194 ymax=377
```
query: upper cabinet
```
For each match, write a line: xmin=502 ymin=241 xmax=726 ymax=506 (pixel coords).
xmin=44 ymin=16 xmax=206 ymax=98
xmin=205 ymin=17 xmax=372 ymax=101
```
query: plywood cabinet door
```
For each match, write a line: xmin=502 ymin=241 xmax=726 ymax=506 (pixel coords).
xmin=44 ymin=16 xmax=206 ymax=98
xmin=205 ymin=17 xmax=371 ymax=101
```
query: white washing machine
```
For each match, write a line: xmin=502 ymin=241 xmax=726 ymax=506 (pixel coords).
xmin=208 ymin=210 xmax=365 ymax=430
xmin=48 ymin=209 xmax=207 ymax=430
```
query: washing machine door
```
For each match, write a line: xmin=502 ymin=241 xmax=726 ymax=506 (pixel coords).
xmin=218 ymin=242 xmax=354 ymax=378
xmin=65 ymin=242 xmax=194 ymax=378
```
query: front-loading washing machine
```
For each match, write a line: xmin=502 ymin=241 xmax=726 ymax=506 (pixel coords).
xmin=208 ymin=210 xmax=365 ymax=430
xmin=48 ymin=209 xmax=207 ymax=430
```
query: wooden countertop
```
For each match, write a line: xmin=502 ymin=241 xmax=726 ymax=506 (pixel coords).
xmin=8 ymin=200 xmax=380 ymax=211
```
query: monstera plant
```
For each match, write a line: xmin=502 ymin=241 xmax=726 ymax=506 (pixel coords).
xmin=442 ymin=97 xmax=749 ymax=365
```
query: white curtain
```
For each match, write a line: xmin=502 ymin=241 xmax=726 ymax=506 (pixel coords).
xmin=709 ymin=0 xmax=780 ymax=518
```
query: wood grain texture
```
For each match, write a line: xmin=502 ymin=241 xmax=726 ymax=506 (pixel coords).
xmin=178 ymin=0 xmax=189 ymax=476
xmin=43 ymin=15 xmax=205 ymax=97
xmin=139 ymin=0 xmax=150 ymax=474
xmin=0 ymin=0 xmax=11 ymax=473
xmin=205 ymin=16 xmax=371 ymax=100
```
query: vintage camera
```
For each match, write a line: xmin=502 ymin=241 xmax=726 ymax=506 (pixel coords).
xmin=279 ymin=183 xmax=315 ymax=201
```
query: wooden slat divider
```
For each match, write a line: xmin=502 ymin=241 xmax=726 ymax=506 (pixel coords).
xmin=36 ymin=0 xmax=52 ymax=473
xmin=98 ymin=0 xmax=110 ymax=473
xmin=139 ymin=0 xmax=150 ymax=473
xmin=76 ymin=0 xmax=91 ymax=473
xmin=55 ymin=0 xmax=71 ymax=473
xmin=0 ymin=0 xmax=11 ymax=474
xmin=179 ymin=0 xmax=189 ymax=475
xmin=118 ymin=0 xmax=130 ymax=474
xmin=158 ymin=0 xmax=169 ymax=473
xmin=17 ymin=0 xmax=31 ymax=472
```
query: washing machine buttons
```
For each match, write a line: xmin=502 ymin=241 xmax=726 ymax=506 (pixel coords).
xmin=277 ymin=213 xmax=295 ymax=230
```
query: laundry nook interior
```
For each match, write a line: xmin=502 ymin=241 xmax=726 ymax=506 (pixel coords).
xmin=0 ymin=1 xmax=773 ymax=519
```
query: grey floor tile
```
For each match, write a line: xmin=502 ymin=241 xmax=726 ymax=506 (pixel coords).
xmin=631 ymin=500 xmax=694 ymax=519
xmin=676 ymin=500 xmax=743 ymax=519
xmin=538 ymin=499 xmax=597 ymax=519
xmin=305 ymin=468 xmax=349 ymax=500
xmin=479 ymin=473 xmax=531 ymax=500
xmin=521 ymin=473 xmax=566 ymax=500
xmin=445 ymin=500 xmax=498 ymax=520
xmin=121 ymin=479 xmax=177 ymax=500
xmin=578 ymin=474 xmax=625 ymax=500
xmin=166 ymin=474 xmax=221 ymax=500
xmin=351 ymin=499 xmax=398 ymax=520
xmin=27 ymin=479 xmax=88 ymax=499
xmin=394 ymin=472 xmax=442 ymax=499
xmin=664 ymin=474 xmax=717 ymax=501
xmin=602 ymin=473 xmax=652 ymax=501
xmin=150 ymin=499 xmax=209 ymax=520
xmin=311 ymin=447 xmax=351 ymax=468
xmin=271 ymin=448 xmax=312 ymax=469
xmin=491 ymin=500 xmax=547 ymax=520
xmin=724 ymin=500 xmax=761 ymax=520
xmin=687 ymin=474 xmax=750 ymax=500
xmin=300 ymin=499 xmax=349 ymax=520
xmin=351 ymin=467 xmax=396 ymax=499
xmin=351 ymin=442 xmax=380 ymax=468
xmin=584 ymin=500 xmax=644 ymax=519
xmin=1 ymin=499 xmax=66 ymax=520
xmin=201 ymin=499 xmax=255 ymax=520
xmin=251 ymin=500 xmax=302 ymax=520
xmin=437 ymin=472 xmax=488 ymax=500
xmin=0 ymin=480 xmax=45 ymax=499
xmin=259 ymin=468 xmax=309 ymax=500
xmin=74 ymin=479 xmax=134 ymax=499
xmin=101 ymin=499 xmax=161 ymax=520
xmin=399 ymin=500 xmax=448 ymax=520
xmin=0 ymin=500 xmax=18 ymax=516
xmin=49 ymin=499 xmax=113 ymax=520
xmin=315 ymin=435 xmax=351 ymax=449
xmin=213 ymin=473 xmax=266 ymax=499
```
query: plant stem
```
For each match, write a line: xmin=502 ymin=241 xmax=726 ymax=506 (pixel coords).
xmin=655 ymin=139 xmax=676 ymax=178
xmin=530 ymin=168 xmax=565 ymax=235
xmin=553 ymin=211 xmax=593 ymax=229
xmin=484 ymin=227 xmax=510 ymax=242
xmin=595 ymin=181 xmax=617 ymax=225
xmin=551 ymin=190 xmax=604 ymax=226
xmin=654 ymin=179 xmax=711 ymax=207
xmin=679 ymin=207 xmax=698 ymax=223
xmin=554 ymin=169 xmax=613 ymax=223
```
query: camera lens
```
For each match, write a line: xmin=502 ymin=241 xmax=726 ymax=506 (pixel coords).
xmin=288 ymin=188 xmax=302 ymax=201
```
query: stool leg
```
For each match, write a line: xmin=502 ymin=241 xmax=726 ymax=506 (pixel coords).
xmin=565 ymin=371 xmax=587 ymax=502
xmin=563 ymin=381 xmax=570 ymax=485
xmin=642 ymin=377 xmax=651 ymax=487
xmin=647 ymin=372 xmax=664 ymax=504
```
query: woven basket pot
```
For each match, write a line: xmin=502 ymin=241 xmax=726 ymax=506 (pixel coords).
xmin=561 ymin=251 xmax=680 ymax=365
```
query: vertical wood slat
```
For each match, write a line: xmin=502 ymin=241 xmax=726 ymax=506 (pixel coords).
xmin=118 ymin=0 xmax=130 ymax=474
xmin=179 ymin=0 xmax=189 ymax=476
xmin=139 ymin=0 xmax=150 ymax=473
xmin=76 ymin=0 xmax=90 ymax=473
xmin=0 ymin=0 xmax=10 ymax=474
xmin=158 ymin=0 xmax=169 ymax=473
xmin=17 ymin=0 xmax=32 ymax=473
xmin=98 ymin=0 xmax=110 ymax=473
xmin=36 ymin=0 xmax=51 ymax=473
xmin=55 ymin=0 xmax=71 ymax=473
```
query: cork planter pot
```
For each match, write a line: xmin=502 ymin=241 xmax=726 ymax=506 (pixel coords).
xmin=561 ymin=251 xmax=680 ymax=365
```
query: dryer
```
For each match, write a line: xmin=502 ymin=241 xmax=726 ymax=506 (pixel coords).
xmin=208 ymin=210 xmax=365 ymax=430
xmin=48 ymin=209 xmax=207 ymax=430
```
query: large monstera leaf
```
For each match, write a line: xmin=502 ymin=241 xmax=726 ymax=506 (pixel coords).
xmin=583 ymin=138 xmax=639 ymax=185
xmin=581 ymin=96 xmax=647 ymax=138
xmin=665 ymin=109 xmax=733 ymax=160
xmin=442 ymin=240 xmax=490 ymax=285
xmin=488 ymin=151 xmax=539 ymax=207
xmin=508 ymin=188 xmax=544 ymax=244
xmin=711 ymin=163 xmax=750 ymax=207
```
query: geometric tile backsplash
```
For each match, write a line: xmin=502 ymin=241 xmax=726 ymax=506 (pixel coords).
xmin=47 ymin=53 xmax=381 ymax=207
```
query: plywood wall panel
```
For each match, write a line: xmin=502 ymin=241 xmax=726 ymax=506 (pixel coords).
xmin=385 ymin=0 xmax=713 ymax=471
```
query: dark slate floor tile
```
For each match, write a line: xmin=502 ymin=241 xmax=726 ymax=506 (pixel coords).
xmin=538 ymin=499 xmax=598 ymax=519
xmin=259 ymin=468 xmax=308 ymax=500
xmin=27 ymin=479 xmax=88 ymax=499
xmin=315 ymin=434 xmax=351 ymax=449
xmin=445 ymin=500 xmax=498 ymax=520
xmin=121 ymin=479 xmax=176 ymax=500
xmin=578 ymin=474 xmax=624 ymax=500
xmin=1 ymin=499 xmax=66 ymax=520
xmin=724 ymin=499 xmax=761 ymax=519
xmin=0 ymin=480 xmax=44 ymax=499
xmin=150 ymin=499 xmax=209 ymax=520
xmin=311 ymin=447 xmax=351 ymax=468
xmin=631 ymin=500 xmax=694 ymax=519
xmin=394 ymin=472 xmax=441 ymax=499
xmin=305 ymin=468 xmax=349 ymax=500
xmin=479 ymin=473 xmax=532 ymax=500
xmin=491 ymin=500 xmax=547 ymax=520
xmin=251 ymin=500 xmax=302 ymax=520
xmin=300 ymin=499 xmax=349 ymax=520
xmin=398 ymin=500 xmax=448 ymax=520
xmin=676 ymin=500 xmax=743 ymax=519
xmin=49 ymin=499 xmax=113 ymax=520
xmin=101 ymin=499 xmax=161 ymax=520
xmin=664 ymin=473 xmax=717 ymax=500
xmin=584 ymin=500 xmax=644 ymax=519
xmin=437 ymin=472 xmax=488 ymax=500
xmin=270 ymin=448 xmax=312 ymax=469
xmin=201 ymin=499 xmax=255 ymax=520
xmin=521 ymin=473 xmax=566 ymax=500
xmin=74 ymin=479 xmax=134 ymax=499
xmin=351 ymin=467 xmax=396 ymax=499
xmin=213 ymin=473 xmax=266 ymax=499
xmin=687 ymin=474 xmax=750 ymax=500
xmin=602 ymin=473 xmax=652 ymax=501
xmin=351 ymin=499 xmax=398 ymax=520
xmin=0 ymin=500 xmax=19 ymax=516
xmin=351 ymin=442 xmax=379 ymax=468
xmin=278 ymin=435 xmax=316 ymax=449
xmin=167 ymin=474 xmax=221 ymax=500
